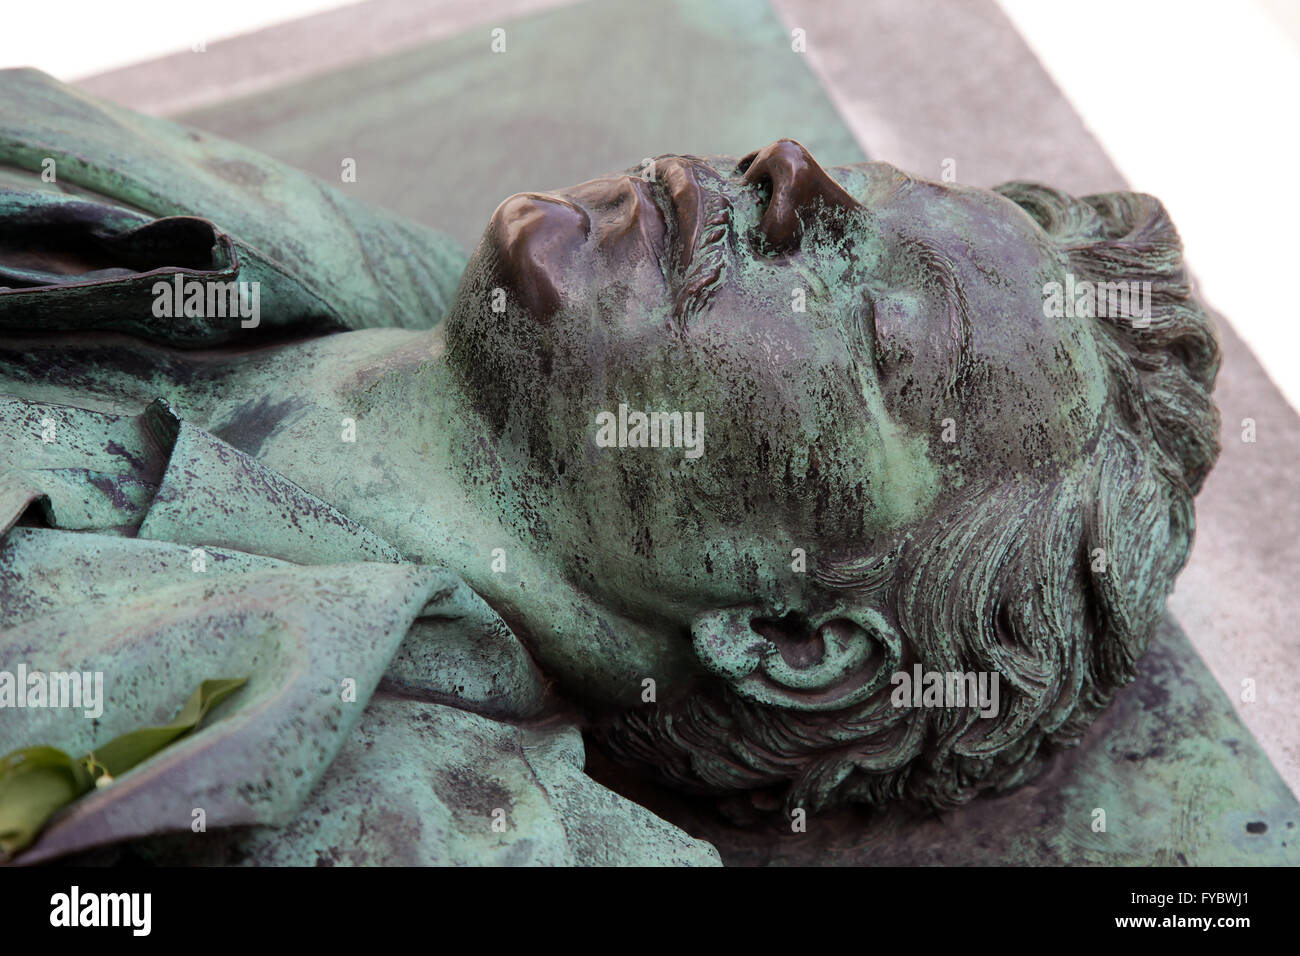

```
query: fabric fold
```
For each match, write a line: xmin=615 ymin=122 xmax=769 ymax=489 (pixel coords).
xmin=0 ymin=67 xmax=468 ymax=343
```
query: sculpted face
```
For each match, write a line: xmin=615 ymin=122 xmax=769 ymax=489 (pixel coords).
xmin=447 ymin=140 xmax=1108 ymax=688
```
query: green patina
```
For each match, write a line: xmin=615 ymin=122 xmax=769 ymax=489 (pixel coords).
xmin=0 ymin=0 xmax=1292 ymax=866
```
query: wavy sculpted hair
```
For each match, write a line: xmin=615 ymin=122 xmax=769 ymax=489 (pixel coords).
xmin=595 ymin=184 xmax=1222 ymax=816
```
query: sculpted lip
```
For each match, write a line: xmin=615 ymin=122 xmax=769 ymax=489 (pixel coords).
xmin=488 ymin=159 xmax=723 ymax=319
xmin=555 ymin=159 xmax=713 ymax=273
xmin=560 ymin=175 xmax=667 ymax=265
xmin=657 ymin=158 xmax=706 ymax=273
xmin=614 ymin=177 xmax=668 ymax=264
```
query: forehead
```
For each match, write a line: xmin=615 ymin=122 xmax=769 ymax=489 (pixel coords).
xmin=854 ymin=175 xmax=1069 ymax=336
xmin=838 ymin=166 xmax=1104 ymax=412
xmin=871 ymin=176 xmax=1054 ymax=270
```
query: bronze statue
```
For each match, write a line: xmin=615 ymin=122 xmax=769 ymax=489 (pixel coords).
xmin=0 ymin=70 xmax=1219 ymax=864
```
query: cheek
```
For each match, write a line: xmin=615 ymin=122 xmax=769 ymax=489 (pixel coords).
xmin=691 ymin=353 xmax=917 ymax=538
xmin=950 ymin=319 xmax=1107 ymax=473
xmin=1026 ymin=320 xmax=1109 ymax=459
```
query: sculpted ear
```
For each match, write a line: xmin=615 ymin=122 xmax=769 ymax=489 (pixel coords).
xmin=690 ymin=604 xmax=901 ymax=711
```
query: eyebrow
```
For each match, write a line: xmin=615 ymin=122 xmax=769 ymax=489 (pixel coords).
xmin=905 ymin=237 xmax=972 ymax=395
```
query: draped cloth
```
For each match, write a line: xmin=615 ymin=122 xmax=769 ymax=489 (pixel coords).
xmin=0 ymin=69 xmax=719 ymax=866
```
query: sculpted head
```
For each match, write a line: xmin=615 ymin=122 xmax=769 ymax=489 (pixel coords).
xmin=444 ymin=140 xmax=1220 ymax=814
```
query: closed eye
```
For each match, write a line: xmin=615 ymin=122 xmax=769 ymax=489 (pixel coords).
xmin=865 ymin=293 xmax=920 ymax=374
xmin=906 ymin=238 xmax=972 ymax=394
xmin=855 ymin=242 xmax=973 ymax=391
xmin=840 ymin=289 xmax=882 ymax=373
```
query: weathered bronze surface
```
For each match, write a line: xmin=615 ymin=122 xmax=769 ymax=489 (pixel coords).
xmin=0 ymin=63 xmax=1285 ymax=866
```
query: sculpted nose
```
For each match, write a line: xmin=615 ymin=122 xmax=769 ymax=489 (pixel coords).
xmin=740 ymin=139 xmax=860 ymax=252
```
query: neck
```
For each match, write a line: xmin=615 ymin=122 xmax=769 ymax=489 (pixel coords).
xmin=233 ymin=324 xmax=690 ymax=708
